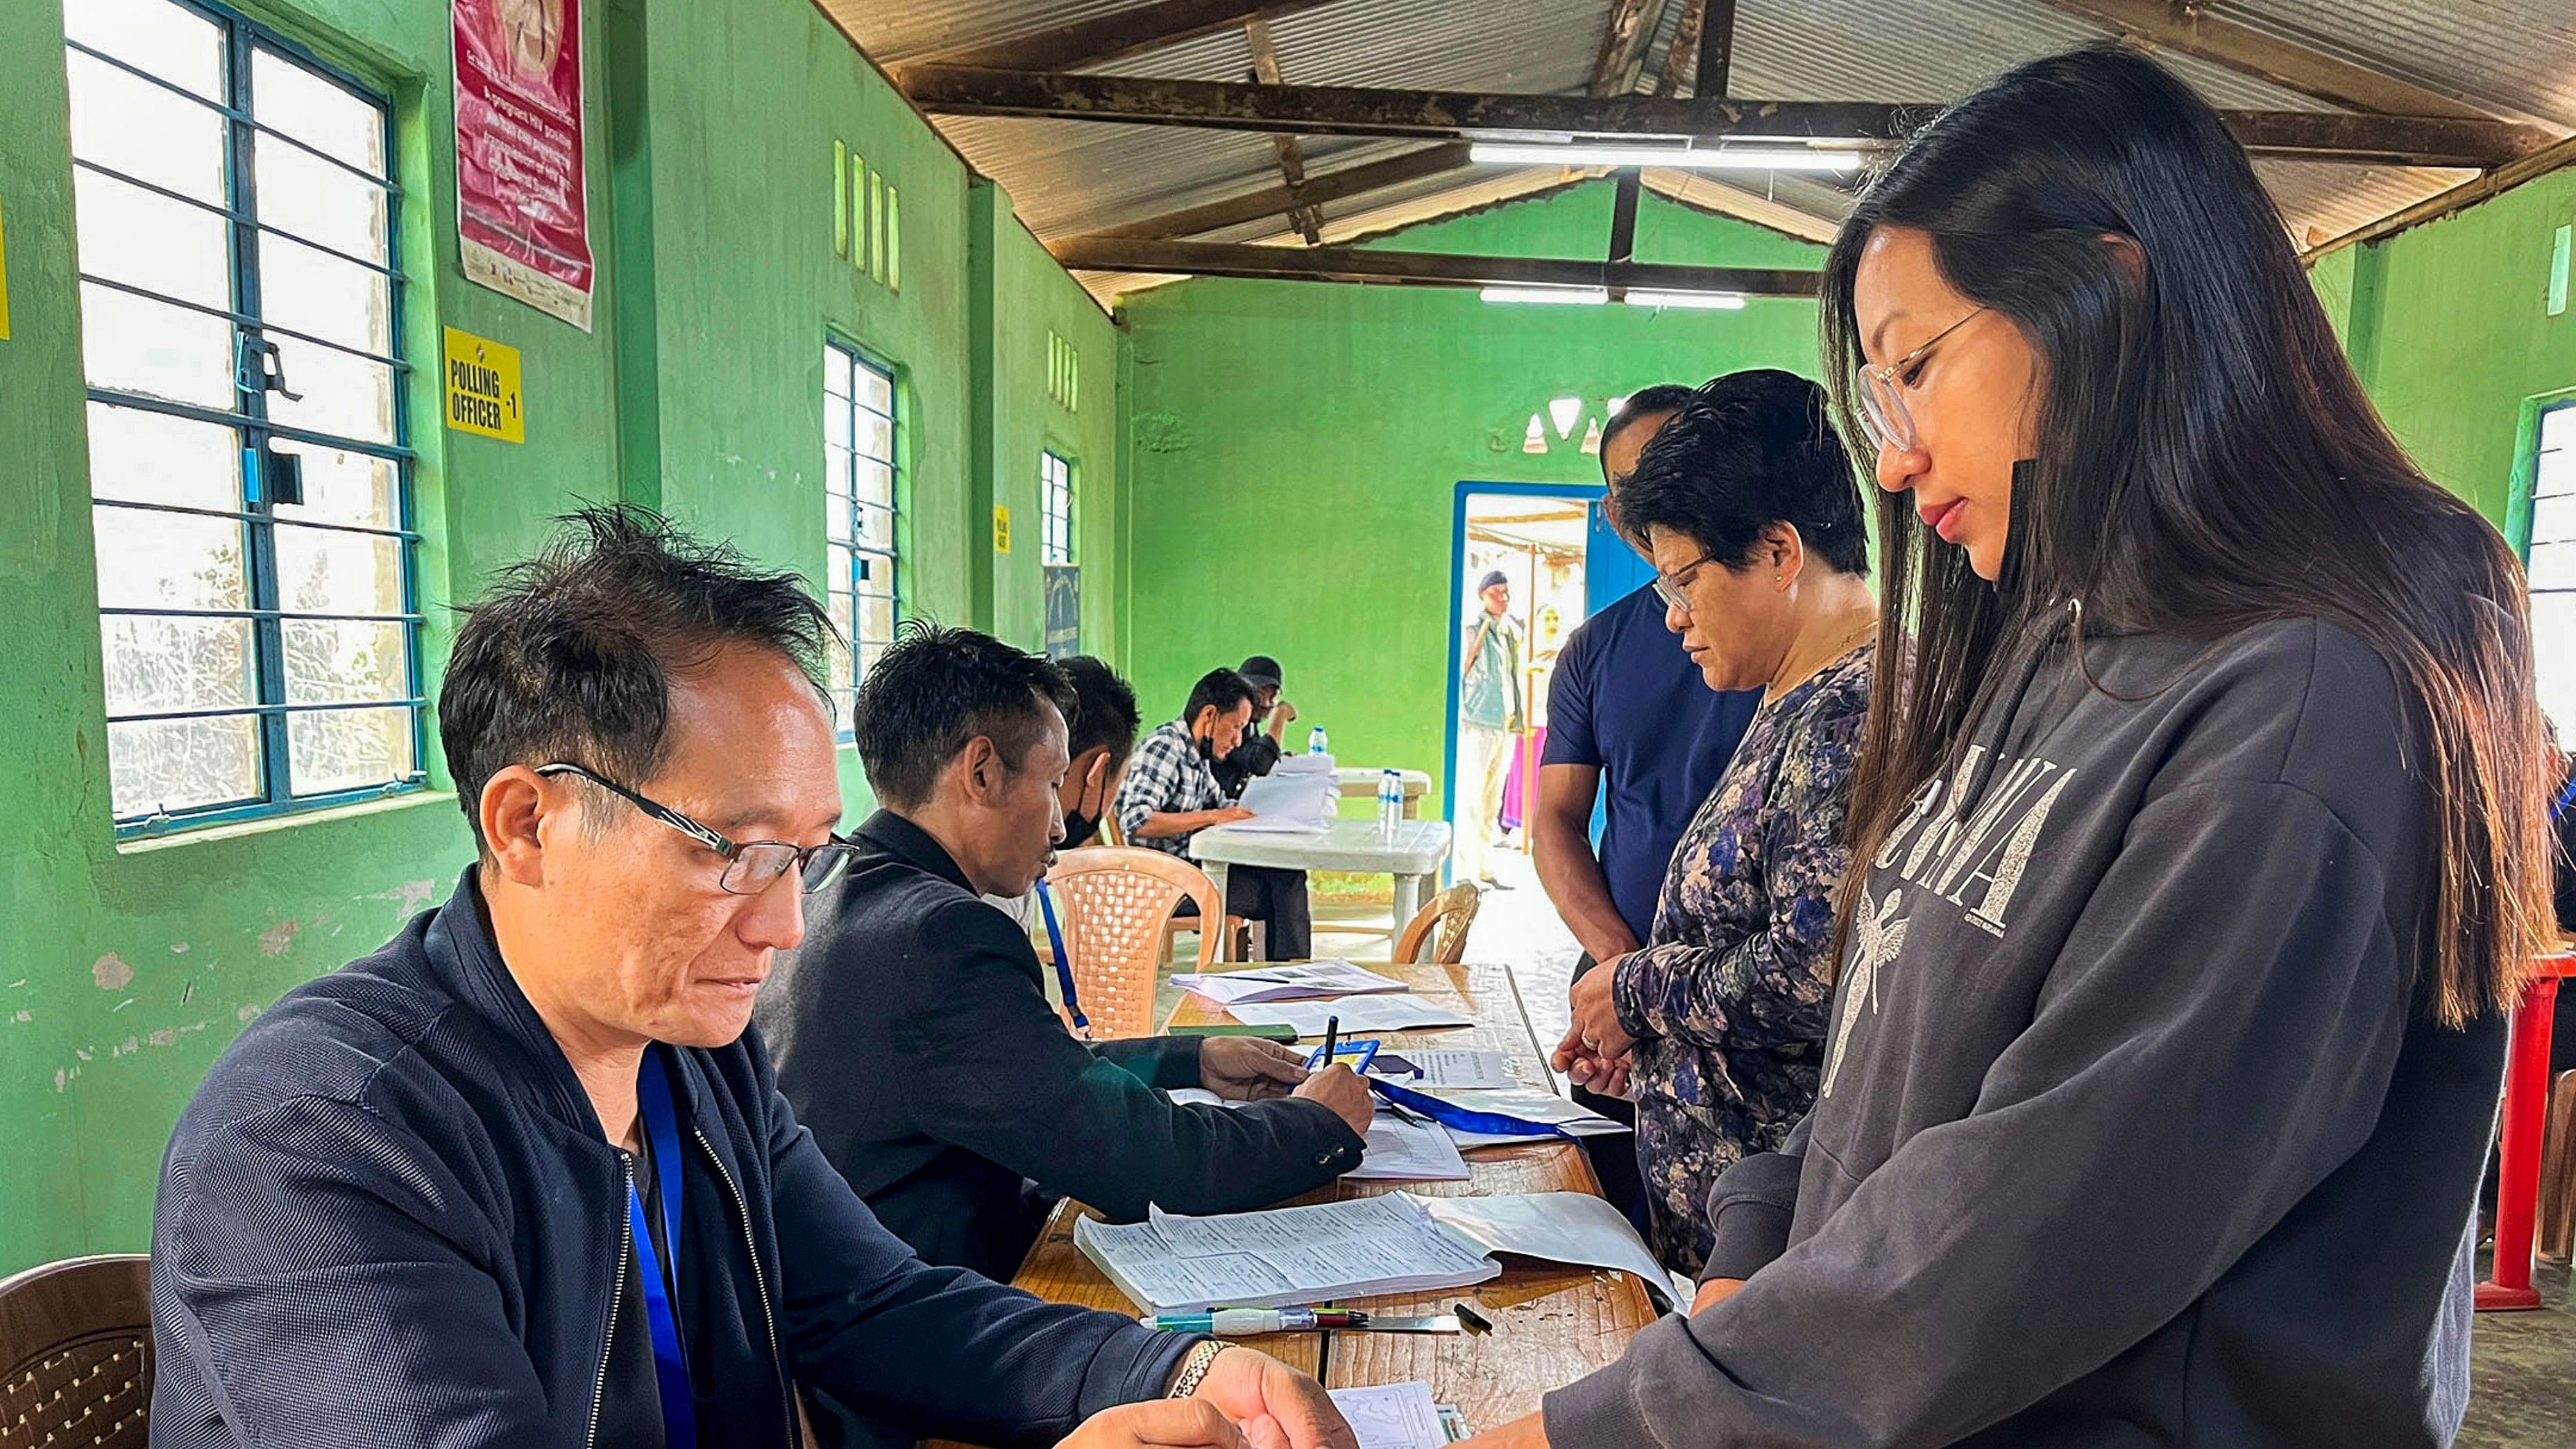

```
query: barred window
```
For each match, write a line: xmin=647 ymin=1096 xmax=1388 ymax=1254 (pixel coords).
xmin=1041 ymin=450 xmax=1075 ymax=567
xmin=65 ymin=0 xmax=422 ymax=831
xmin=824 ymin=343 xmax=901 ymax=718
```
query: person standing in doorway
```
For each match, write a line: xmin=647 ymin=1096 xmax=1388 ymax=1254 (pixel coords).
xmin=1457 ymin=571 xmax=1523 ymax=887
xmin=1533 ymin=384 xmax=1765 ymax=1221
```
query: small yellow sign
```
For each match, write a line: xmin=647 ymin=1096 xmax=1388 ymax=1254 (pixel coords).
xmin=443 ymin=326 xmax=523 ymax=442
xmin=992 ymin=505 xmax=1012 ymax=552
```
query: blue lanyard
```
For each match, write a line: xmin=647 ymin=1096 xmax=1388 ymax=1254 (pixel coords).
xmin=2553 ymin=774 xmax=2576 ymax=823
xmin=629 ymin=1049 xmax=697 ymax=1449
xmin=1035 ymin=880 xmax=1087 ymax=1033
xmin=1366 ymin=1076 xmax=1578 ymax=1141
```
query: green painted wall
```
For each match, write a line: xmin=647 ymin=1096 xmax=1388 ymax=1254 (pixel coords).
xmin=980 ymin=189 xmax=1122 ymax=654
xmin=0 ymin=0 xmax=1111 ymax=1270
xmin=2332 ymin=170 xmax=2576 ymax=537
xmin=1115 ymin=183 xmax=1826 ymax=810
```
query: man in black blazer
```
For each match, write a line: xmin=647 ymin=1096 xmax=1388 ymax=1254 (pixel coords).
xmin=759 ymin=625 xmax=1374 ymax=1284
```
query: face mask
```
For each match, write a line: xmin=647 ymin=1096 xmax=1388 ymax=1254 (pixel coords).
xmin=1196 ymin=732 xmax=1219 ymax=763
xmin=1060 ymin=808 xmax=1102 ymax=851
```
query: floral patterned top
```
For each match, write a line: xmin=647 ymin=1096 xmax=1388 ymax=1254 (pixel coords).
xmin=1614 ymin=641 xmax=1872 ymax=1273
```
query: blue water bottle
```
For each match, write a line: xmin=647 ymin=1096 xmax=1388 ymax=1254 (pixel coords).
xmin=1377 ymin=769 xmax=1403 ymax=836
xmin=1307 ymin=725 xmax=1328 ymax=756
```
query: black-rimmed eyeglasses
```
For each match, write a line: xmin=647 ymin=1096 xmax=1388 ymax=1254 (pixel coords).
xmin=536 ymin=763 xmax=856 ymax=895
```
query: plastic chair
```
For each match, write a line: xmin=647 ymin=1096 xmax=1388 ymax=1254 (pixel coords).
xmin=1393 ymin=881 xmax=1482 ymax=965
xmin=0 ymin=1254 xmax=151 ymax=1448
xmin=1046 ymin=847 xmax=1223 ymax=1039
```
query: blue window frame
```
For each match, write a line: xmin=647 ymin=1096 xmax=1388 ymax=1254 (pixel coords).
xmin=65 ymin=0 xmax=423 ymax=835
xmin=824 ymin=341 xmax=901 ymax=726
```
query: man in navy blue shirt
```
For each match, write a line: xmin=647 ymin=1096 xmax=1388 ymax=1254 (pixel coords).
xmin=1534 ymin=386 xmax=1762 ymax=1215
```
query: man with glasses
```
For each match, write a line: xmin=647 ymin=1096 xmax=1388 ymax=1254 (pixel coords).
xmin=150 ymin=507 xmax=1357 ymax=1449
xmin=759 ymin=624 xmax=1370 ymax=1313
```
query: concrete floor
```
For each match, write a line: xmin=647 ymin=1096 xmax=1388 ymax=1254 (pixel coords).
xmin=1359 ymin=842 xmax=2576 ymax=1444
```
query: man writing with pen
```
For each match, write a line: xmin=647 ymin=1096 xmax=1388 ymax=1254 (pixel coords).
xmin=759 ymin=625 xmax=1375 ymax=1298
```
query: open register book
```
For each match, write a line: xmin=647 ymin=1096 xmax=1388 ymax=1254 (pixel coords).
xmin=1072 ymin=1190 xmax=1676 ymax=1314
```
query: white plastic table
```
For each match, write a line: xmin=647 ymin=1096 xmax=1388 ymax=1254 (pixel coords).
xmin=1190 ymin=817 xmax=1455 ymax=960
xmin=1330 ymin=767 xmax=1432 ymax=818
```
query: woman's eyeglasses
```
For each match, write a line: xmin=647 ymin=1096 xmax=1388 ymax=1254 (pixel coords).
xmin=1651 ymin=548 xmax=1720 ymax=613
xmin=1855 ymin=306 xmax=1986 ymax=455
xmin=535 ymin=762 xmax=856 ymax=895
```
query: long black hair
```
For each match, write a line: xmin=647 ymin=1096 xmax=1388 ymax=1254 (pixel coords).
xmin=1820 ymin=45 xmax=2549 ymax=1026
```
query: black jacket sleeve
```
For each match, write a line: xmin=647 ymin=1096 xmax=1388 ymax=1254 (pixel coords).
xmin=763 ymin=1071 xmax=1203 ymax=1446
xmin=891 ymin=900 xmax=1364 ymax=1219
xmin=1092 ymin=1034 xmax=1207 ymax=1090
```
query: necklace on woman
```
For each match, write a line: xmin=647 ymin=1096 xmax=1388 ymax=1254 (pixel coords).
xmin=1768 ymin=611 xmax=1878 ymax=700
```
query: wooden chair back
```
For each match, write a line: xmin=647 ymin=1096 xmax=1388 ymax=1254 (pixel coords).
xmin=2541 ymin=1067 xmax=2575 ymax=1263
xmin=1 ymin=1254 xmax=151 ymax=1448
xmin=1045 ymin=847 xmax=1220 ymax=1039
xmin=1393 ymin=882 xmax=1483 ymax=965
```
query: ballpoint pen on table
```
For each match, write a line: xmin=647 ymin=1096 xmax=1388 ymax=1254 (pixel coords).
xmin=1139 ymin=1307 xmax=1362 ymax=1334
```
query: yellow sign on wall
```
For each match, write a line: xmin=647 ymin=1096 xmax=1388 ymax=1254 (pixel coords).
xmin=992 ymin=505 xmax=1012 ymax=552
xmin=443 ymin=326 xmax=523 ymax=442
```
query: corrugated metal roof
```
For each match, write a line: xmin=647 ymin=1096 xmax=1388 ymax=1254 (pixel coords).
xmin=2214 ymin=1 xmax=2576 ymax=128
xmin=815 ymin=0 xmax=2576 ymax=306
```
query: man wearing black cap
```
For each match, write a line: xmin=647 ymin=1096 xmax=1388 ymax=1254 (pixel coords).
xmin=1214 ymin=654 xmax=1295 ymax=799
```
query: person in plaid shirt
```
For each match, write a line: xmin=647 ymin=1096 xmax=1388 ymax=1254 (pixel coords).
xmin=1116 ymin=668 xmax=1312 ymax=958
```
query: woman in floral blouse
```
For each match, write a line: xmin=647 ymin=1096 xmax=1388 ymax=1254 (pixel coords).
xmin=1556 ymin=369 xmax=1876 ymax=1273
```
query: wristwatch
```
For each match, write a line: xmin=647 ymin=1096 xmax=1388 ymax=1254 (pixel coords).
xmin=1167 ymin=1339 xmax=1225 ymax=1398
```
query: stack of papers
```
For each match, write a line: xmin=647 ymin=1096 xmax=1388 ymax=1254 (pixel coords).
xmin=1368 ymin=1049 xmax=1518 ymax=1090
xmin=1172 ymin=960 xmax=1410 ymax=1005
xmin=1072 ymin=1190 xmax=1677 ymax=1313
xmin=1231 ymin=754 xmax=1339 ymax=833
xmin=1348 ymin=1110 xmax=1471 ymax=1181
xmin=1328 ymin=1383 xmax=1456 ymax=1449
xmin=1421 ymin=1085 xmax=1632 ymax=1149
xmin=1228 ymin=997 xmax=1475 ymax=1036
xmin=1074 ymin=1193 xmax=1499 ymax=1312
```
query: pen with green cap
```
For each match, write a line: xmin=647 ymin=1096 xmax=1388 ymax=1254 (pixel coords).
xmin=1139 ymin=1307 xmax=1361 ymax=1334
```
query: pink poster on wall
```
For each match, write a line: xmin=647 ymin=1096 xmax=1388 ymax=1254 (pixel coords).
xmin=453 ymin=0 xmax=593 ymax=330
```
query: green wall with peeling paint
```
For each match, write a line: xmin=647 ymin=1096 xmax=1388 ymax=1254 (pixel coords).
xmin=0 ymin=0 xmax=1115 ymax=1270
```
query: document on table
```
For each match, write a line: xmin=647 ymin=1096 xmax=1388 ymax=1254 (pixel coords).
xmin=1418 ymin=1191 xmax=1679 ymax=1309
xmin=1328 ymin=1382 xmax=1454 ymax=1449
xmin=1427 ymin=1085 xmax=1631 ymax=1148
xmin=1368 ymin=1049 xmax=1518 ymax=1090
xmin=1232 ymin=765 xmax=1337 ymax=833
xmin=1228 ymin=997 xmax=1474 ymax=1035
xmin=1072 ymin=1192 xmax=1500 ymax=1312
xmin=1173 ymin=960 xmax=1411 ymax=1005
xmin=1347 ymin=1109 xmax=1470 ymax=1181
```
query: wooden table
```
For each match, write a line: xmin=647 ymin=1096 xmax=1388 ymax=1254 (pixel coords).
xmin=945 ymin=963 xmax=1657 ymax=1444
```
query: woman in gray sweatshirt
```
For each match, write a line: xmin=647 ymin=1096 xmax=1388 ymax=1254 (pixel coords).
xmin=1470 ymin=44 xmax=2556 ymax=1449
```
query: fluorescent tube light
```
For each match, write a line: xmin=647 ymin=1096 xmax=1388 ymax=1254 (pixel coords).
xmin=1627 ymin=289 xmax=1748 ymax=310
xmin=1480 ymin=286 xmax=1609 ymax=305
xmin=1470 ymin=142 xmax=1863 ymax=173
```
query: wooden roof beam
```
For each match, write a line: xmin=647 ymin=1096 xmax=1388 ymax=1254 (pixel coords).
xmin=898 ymin=68 xmax=2553 ymax=167
xmin=2037 ymin=0 xmax=2489 ymax=120
xmin=1083 ymin=144 xmax=1475 ymax=240
xmin=906 ymin=0 xmax=1337 ymax=76
xmin=1697 ymin=0 xmax=1738 ymax=100
xmin=1588 ymin=0 xmax=1668 ymax=99
xmin=1047 ymin=235 xmax=1820 ymax=296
